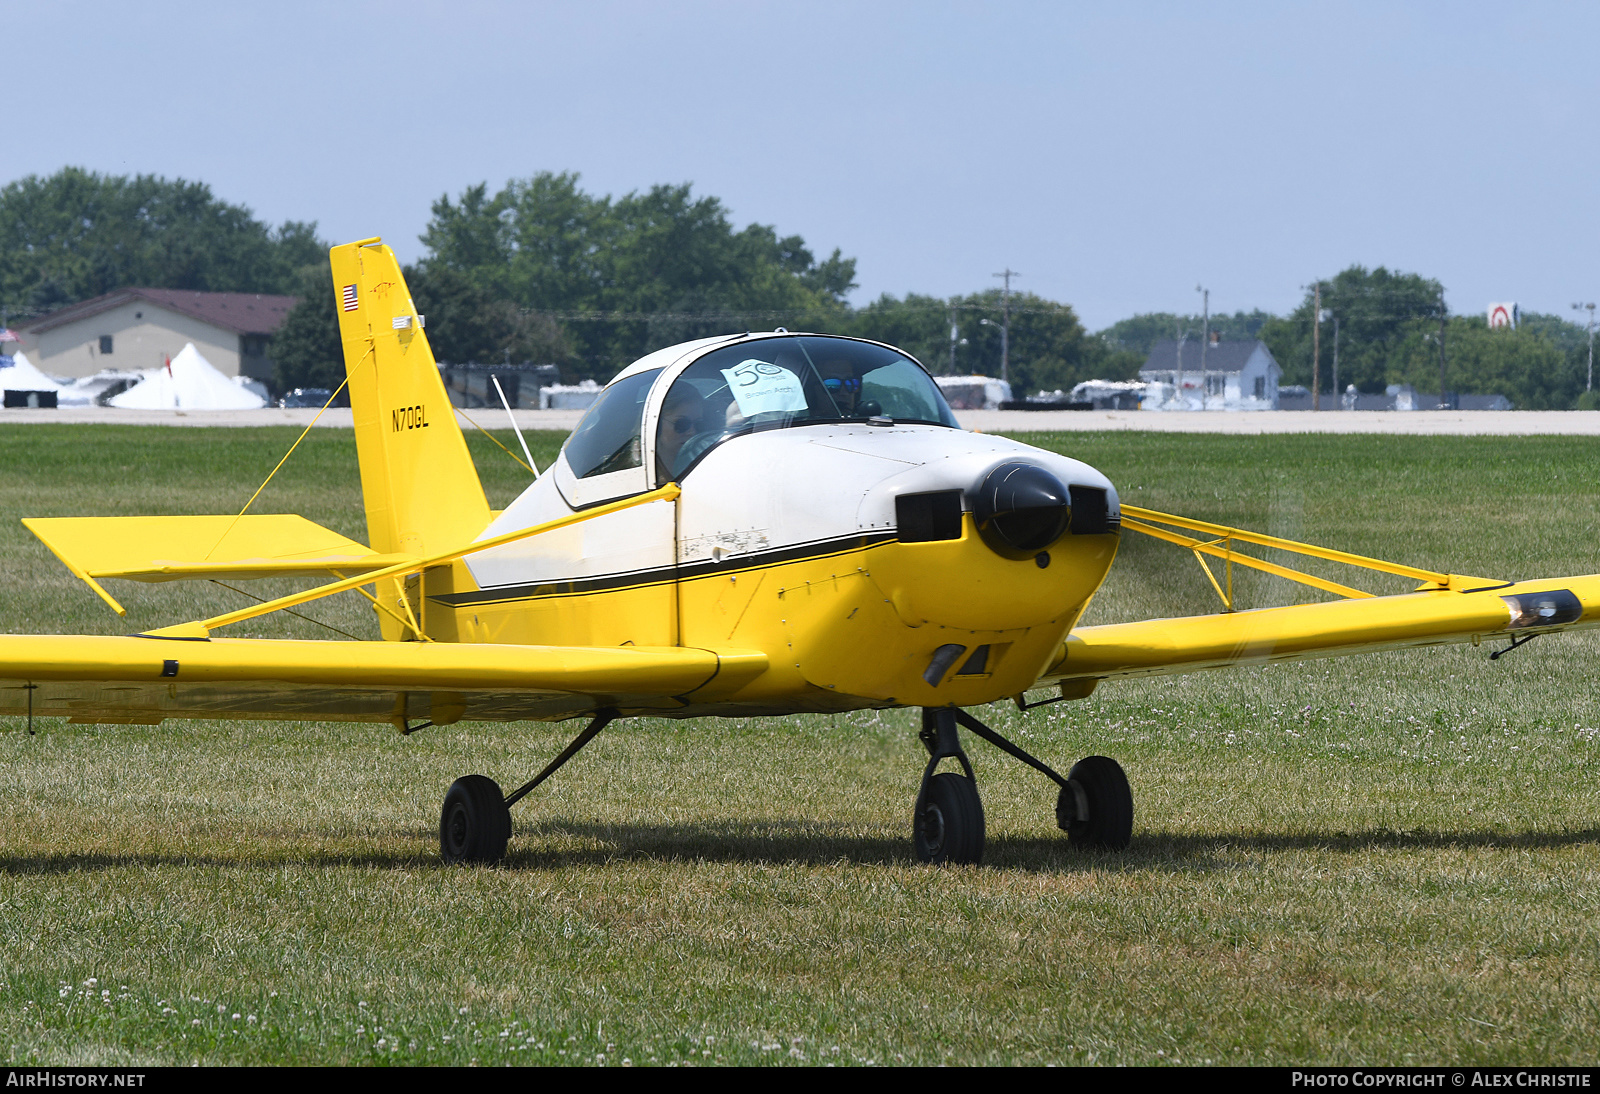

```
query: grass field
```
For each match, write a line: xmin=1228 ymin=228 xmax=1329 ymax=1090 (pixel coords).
xmin=3 ymin=424 xmax=1599 ymax=1066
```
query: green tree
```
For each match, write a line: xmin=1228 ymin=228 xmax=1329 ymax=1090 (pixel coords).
xmin=0 ymin=167 xmax=323 ymax=314
xmin=1386 ymin=317 xmax=1575 ymax=410
xmin=404 ymin=264 xmax=571 ymax=367
xmin=849 ymin=290 xmax=1131 ymax=393
xmin=420 ymin=173 xmax=856 ymax=381
xmin=270 ymin=266 xmax=342 ymax=393
xmin=1096 ymin=309 xmax=1273 ymax=359
xmin=847 ymin=293 xmax=954 ymax=370
xmin=1261 ymin=266 xmax=1444 ymax=392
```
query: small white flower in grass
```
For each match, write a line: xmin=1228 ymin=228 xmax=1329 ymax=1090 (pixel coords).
xmin=622 ymin=1059 xmax=632 ymax=1066
xmin=377 ymin=1038 xmax=386 ymax=1048
xmin=192 ymin=1019 xmax=201 ymax=1027
xmin=232 ymin=1013 xmax=240 ymax=1020
xmin=247 ymin=1016 xmax=256 ymax=1024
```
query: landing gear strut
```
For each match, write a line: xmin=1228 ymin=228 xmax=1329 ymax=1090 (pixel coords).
xmin=914 ymin=709 xmax=986 ymax=864
xmin=438 ymin=709 xmax=618 ymax=865
xmin=912 ymin=706 xmax=1134 ymax=864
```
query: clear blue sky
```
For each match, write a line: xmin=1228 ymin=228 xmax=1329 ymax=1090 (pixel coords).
xmin=7 ymin=0 xmax=1597 ymax=329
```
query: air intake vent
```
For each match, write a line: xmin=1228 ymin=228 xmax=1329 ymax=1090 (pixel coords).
xmin=897 ymin=491 xmax=964 ymax=543
xmin=1068 ymin=485 xmax=1111 ymax=535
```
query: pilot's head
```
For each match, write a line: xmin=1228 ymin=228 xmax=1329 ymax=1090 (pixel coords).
xmin=656 ymin=385 xmax=707 ymax=479
xmin=818 ymin=355 xmax=861 ymax=415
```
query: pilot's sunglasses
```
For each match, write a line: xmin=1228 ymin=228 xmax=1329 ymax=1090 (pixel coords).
xmin=822 ymin=377 xmax=862 ymax=392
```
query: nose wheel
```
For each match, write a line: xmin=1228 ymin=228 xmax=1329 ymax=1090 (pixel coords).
xmin=913 ymin=709 xmax=987 ymax=864
xmin=914 ymin=707 xmax=1135 ymax=864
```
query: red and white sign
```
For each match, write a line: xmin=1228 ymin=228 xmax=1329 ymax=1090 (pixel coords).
xmin=1487 ymin=302 xmax=1519 ymax=330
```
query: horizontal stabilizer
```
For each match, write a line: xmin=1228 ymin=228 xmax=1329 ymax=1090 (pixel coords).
xmin=24 ymin=515 xmax=417 ymax=583
xmin=0 ymin=635 xmax=769 ymax=728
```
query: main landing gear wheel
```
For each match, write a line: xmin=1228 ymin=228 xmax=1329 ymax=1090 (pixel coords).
xmin=440 ymin=774 xmax=511 ymax=864
xmin=1058 ymin=755 xmax=1133 ymax=850
xmin=915 ymin=771 xmax=986 ymax=865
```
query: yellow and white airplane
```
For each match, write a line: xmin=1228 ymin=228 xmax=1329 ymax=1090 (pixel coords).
xmin=4 ymin=238 xmax=1594 ymax=865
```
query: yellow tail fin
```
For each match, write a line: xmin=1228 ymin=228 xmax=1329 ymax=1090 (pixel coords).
xmin=330 ymin=239 xmax=490 ymax=559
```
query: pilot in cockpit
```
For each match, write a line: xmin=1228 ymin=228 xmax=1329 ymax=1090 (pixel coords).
xmin=655 ymin=383 xmax=709 ymax=481
xmin=816 ymin=353 xmax=863 ymax=416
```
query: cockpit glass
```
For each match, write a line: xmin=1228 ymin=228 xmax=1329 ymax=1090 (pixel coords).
xmin=654 ymin=336 xmax=957 ymax=481
xmin=564 ymin=368 xmax=662 ymax=479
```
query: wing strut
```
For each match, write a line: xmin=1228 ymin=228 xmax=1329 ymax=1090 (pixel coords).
xmin=503 ymin=709 xmax=618 ymax=808
xmin=141 ymin=483 xmax=682 ymax=639
xmin=1118 ymin=504 xmax=1480 ymax=609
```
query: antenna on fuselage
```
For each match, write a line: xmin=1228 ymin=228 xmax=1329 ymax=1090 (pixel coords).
xmin=491 ymin=374 xmax=539 ymax=478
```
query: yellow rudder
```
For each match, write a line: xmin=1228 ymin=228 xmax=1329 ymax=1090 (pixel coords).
xmin=330 ymin=239 xmax=491 ymax=558
xmin=331 ymin=239 xmax=491 ymax=641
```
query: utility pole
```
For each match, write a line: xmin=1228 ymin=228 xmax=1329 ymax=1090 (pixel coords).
xmin=1573 ymin=302 xmax=1596 ymax=392
xmin=1196 ymin=285 xmax=1209 ymax=399
xmin=1174 ymin=320 xmax=1188 ymax=409
xmin=1331 ymin=315 xmax=1340 ymax=409
xmin=992 ymin=269 xmax=1019 ymax=386
xmin=948 ymin=304 xmax=959 ymax=376
xmin=1311 ymin=283 xmax=1322 ymax=412
xmin=1437 ymin=293 xmax=1449 ymax=410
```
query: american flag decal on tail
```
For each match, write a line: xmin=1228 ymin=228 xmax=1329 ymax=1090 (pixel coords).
xmin=341 ymin=284 xmax=359 ymax=312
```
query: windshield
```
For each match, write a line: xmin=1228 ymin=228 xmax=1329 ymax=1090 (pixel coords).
xmin=654 ymin=336 xmax=957 ymax=481
xmin=564 ymin=368 xmax=661 ymax=479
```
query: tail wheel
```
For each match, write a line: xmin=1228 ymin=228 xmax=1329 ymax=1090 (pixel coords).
xmin=1061 ymin=755 xmax=1133 ymax=851
xmin=914 ymin=772 xmax=986 ymax=865
xmin=440 ymin=774 xmax=511 ymax=864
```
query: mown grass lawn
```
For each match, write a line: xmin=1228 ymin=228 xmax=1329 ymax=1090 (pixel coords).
xmin=2 ymin=424 xmax=1598 ymax=1066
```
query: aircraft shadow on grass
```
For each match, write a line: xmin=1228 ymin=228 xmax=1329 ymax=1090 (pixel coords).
xmin=5 ymin=822 xmax=1599 ymax=875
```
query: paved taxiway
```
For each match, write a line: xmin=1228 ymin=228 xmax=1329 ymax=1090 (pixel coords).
xmin=5 ymin=406 xmax=1600 ymax=434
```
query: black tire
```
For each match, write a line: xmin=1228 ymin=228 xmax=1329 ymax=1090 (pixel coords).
xmin=440 ymin=774 xmax=511 ymax=864
xmin=914 ymin=772 xmax=986 ymax=865
xmin=1061 ymin=755 xmax=1133 ymax=851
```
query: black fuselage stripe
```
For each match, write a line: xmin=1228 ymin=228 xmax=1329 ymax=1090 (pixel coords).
xmin=430 ymin=532 xmax=898 ymax=607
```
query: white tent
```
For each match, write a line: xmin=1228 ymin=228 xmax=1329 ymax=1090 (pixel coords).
xmin=109 ymin=343 xmax=266 ymax=410
xmin=0 ymin=351 xmax=64 ymax=394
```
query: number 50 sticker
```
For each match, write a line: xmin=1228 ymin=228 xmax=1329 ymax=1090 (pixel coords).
xmin=722 ymin=359 xmax=808 ymax=417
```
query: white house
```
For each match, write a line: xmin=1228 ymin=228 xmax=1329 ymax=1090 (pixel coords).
xmin=1139 ymin=335 xmax=1282 ymax=411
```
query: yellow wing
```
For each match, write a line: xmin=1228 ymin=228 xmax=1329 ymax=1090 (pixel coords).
xmin=0 ymin=635 xmax=767 ymax=729
xmin=1044 ymin=505 xmax=1598 ymax=688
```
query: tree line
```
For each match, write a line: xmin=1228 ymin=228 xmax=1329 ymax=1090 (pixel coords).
xmin=3 ymin=168 xmax=1593 ymax=408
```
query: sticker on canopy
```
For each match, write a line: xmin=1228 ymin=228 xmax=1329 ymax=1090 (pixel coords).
xmin=721 ymin=360 xmax=807 ymax=417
